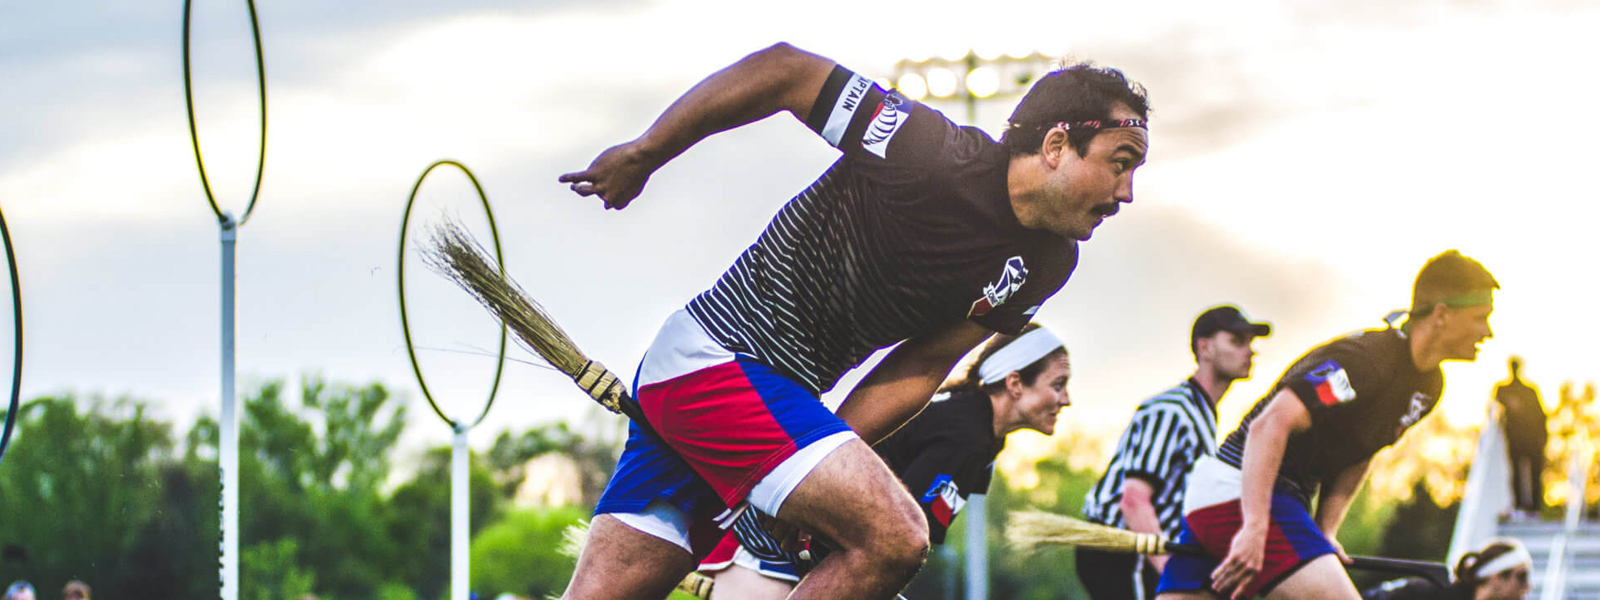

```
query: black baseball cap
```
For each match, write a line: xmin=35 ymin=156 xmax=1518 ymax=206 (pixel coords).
xmin=1191 ymin=305 xmax=1271 ymax=351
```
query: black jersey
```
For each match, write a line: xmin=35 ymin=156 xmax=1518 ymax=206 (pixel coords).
xmin=874 ymin=388 xmax=1005 ymax=543
xmin=685 ymin=66 xmax=1079 ymax=394
xmin=1215 ymin=328 xmax=1444 ymax=507
xmin=1362 ymin=577 xmax=1467 ymax=600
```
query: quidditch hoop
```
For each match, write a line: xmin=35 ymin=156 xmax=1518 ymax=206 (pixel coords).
xmin=398 ymin=160 xmax=507 ymax=429
xmin=182 ymin=0 xmax=268 ymax=227
xmin=0 ymin=205 xmax=23 ymax=466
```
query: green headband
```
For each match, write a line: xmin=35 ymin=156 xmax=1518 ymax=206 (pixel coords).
xmin=1399 ymin=289 xmax=1494 ymax=332
xmin=1414 ymin=289 xmax=1495 ymax=314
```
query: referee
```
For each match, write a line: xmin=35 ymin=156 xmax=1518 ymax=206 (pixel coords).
xmin=1078 ymin=306 xmax=1271 ymax=600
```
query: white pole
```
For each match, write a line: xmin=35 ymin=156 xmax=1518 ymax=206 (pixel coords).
xmin=219 ymin=215 xmax=239 ymax=600
xmin=965 ymin=494 xmax=988 ymax=600
xmin=453 ymin=425 xmax=470 ymax=600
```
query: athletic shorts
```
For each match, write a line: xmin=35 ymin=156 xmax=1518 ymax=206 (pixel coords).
xmin=594 ymin=309 xmax=857 ymax=557
xmin=699 ymin=529 xmax=802 ymax=583
xmin=1156 ymin=456 xmax=1338 ymax=598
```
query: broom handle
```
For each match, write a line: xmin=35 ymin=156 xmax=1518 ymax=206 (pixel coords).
xmin=1164 ymin=542 xmax=1451 ymax=589
xmin=678 ymin=571 xmax=713 ymax=599
xmin=568 ymin=359 xmax=661 ymax=438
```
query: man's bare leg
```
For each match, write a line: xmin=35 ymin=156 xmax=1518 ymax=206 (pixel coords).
xmin=1265 ymin=555 xmax=1360 ymax=600
xmin=1156 ymin=591 xmax=1220 ymax=600
xmin=710 ymin=564 xmax=794 ymax=600
xmin=776 ymin=439 xmax=929 ymax=600
xmin=561 ymin=514 xmax=697 ymax=600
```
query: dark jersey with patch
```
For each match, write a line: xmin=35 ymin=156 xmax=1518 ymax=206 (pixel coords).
xmin=685 ymin=65 xmax=1079 ymax=394
xmin=1215 ymin=328 xmax=1444 ymax=507
xmin=874 ymin=388 xmax=1005 ymax=543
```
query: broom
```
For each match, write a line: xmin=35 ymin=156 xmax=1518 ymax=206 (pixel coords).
xmin=559 ymin=521 xmax=716 ymax=599
xmin=421 ymin=219 xmax=651 ymax=434
xmin=427 ymin=221 xmax=716 ymax=597
xmin=423 ymin=220 xmax=885 ymax=599
xmin=1007 ymin=510 xmax=1452 ymax=588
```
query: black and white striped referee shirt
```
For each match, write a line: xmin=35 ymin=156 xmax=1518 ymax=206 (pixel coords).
xmin=1082 ymin=378 xmax=1217 ymax=540
xmin=685 ymin=65 xmax=1079 ymax=394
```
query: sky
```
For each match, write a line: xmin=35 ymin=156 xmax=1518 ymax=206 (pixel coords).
xmin=1 ymin=0 xmax=1597 ymax=470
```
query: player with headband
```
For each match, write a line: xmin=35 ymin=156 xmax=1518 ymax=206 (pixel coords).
xmin=1361 ymin=539 xmax=1533 ymax=600
xmin=699 ymin=325 xmax=1073 ymax=598
xmin=557 ymin=42 xmax=1149 ymax=600
xmin=1155 ymin=250 xmax=1499 ymax=600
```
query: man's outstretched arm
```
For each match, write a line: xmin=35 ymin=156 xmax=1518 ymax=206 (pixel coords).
xmin=559 ymin=43 xmax=835 ymax=209
xmin=837 ymin=320 xmax=994 ymax=445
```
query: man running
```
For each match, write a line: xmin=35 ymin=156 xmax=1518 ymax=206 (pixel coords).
xmin=1080 ymin=305 xmax=1271 ymax=599
xmin=556 ymin=43 xmax=1150 ymax=600
xmin=1155 ymin=250 xmax=1498 ymax=600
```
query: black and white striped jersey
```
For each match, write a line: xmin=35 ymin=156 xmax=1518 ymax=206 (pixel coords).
xmin=685 ymin=65 xmax=1079 ymax=394
xmin=1215 ymin=328 xmax=1444 ymax=507
xmin=1082 ymin=379 xmax=1217 ymax=539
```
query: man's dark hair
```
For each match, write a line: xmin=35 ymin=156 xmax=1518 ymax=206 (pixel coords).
xmin=1000 ymin=62 xmax=1150 ymax=158
xmin=1410 ymin=250 xmax=1499 ymax=317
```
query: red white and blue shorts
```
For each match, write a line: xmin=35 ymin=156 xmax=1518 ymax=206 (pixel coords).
xmin=594 ymin=309 xmax=857 ymax=557
xmin=1156 ymin=456 xmax=1339 ymax=598
xmin=698 ymin=528 xmax=802 ymax=583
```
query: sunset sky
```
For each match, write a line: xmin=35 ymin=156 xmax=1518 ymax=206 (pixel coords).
xmin=2 ymin=0 xmax=1596 ymax=471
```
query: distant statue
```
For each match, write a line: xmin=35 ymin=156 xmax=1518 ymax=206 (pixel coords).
xmin=1495 ymin=356 xmax=1547 ymax=519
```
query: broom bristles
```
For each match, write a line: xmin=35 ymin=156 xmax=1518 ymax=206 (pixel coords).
xmin=422 ymin=219 xmax=589 ymax=378
xmin=559 ymin=520 xmax=591 ymax=561
xmin=1006 ymin=510 xmax=1169 ymax=556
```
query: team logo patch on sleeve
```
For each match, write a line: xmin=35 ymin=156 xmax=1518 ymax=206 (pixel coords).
xmin=920 ymin=474 xmax=965 ymax=527
xmin=1304 ymin=360 xmax=1356 ymax=406
xmin=861 ymin=92 xmax=911 ymax=158
xmin=968 ymin=256 xmax=1028 ymax=317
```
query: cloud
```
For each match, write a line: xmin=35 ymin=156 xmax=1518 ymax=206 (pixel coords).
xmin=1032 ymin=203 xmax=1361 ymax=428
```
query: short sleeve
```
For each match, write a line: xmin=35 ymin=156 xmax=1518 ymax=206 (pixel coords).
xmin=1283 ymin=346 xmax=1383 ymax=421
xmin=803 ymin=65 xmax=961 ymax=172
xmin=895 ymin=435 xmax=991 ymax=544
xmin=1118 ymin=402 xmax=1197 ymax=496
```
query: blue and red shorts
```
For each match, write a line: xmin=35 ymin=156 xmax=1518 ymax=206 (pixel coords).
xmin=1157 ymin=457 xmax=1338 ymax=598
xmin=594 ymin=310 xmax=856 ymax=557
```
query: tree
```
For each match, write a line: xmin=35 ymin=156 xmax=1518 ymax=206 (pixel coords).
xmin=384 ymin=445 xmax=500 ymax=600
xmin=468 ymin=505 xmax=587 ymax=599
xmin=231 ymin=377 xmax=411 ymax=599
xmin=0 ymin=395 xmax=173 ymax=595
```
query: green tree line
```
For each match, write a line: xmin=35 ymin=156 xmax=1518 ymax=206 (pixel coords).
xmin=0 ymin=375 xmax=1493 ymax=599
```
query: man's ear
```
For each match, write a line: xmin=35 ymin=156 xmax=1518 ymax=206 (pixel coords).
xmin=1041 ymin=127 xmax=1069 ymax=168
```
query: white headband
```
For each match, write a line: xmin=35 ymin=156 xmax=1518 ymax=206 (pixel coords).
xmin=978 ymin=328 xmax=1066 ymax=385
xmin=1475 ymin=546 xmax=1533 ymax=580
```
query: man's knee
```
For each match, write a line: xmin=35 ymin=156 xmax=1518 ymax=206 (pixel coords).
xmin=857 ymin=499 xmax=930 ymax=576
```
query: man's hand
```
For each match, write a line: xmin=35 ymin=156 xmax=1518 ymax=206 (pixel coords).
xmin=558 ymin=140 xmax=661 ymax=210
xmin=1328 ymin=536 xmax=1352 ymax=565
xmin=1211 ymin=523 xmax=1266 ymax=600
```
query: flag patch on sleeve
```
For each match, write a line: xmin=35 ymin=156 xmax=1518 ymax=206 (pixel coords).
xmin=920 ymin=474 xmax=965 ymax=527
xmin=1304 ymin=360 xmax=1357 ymax=406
